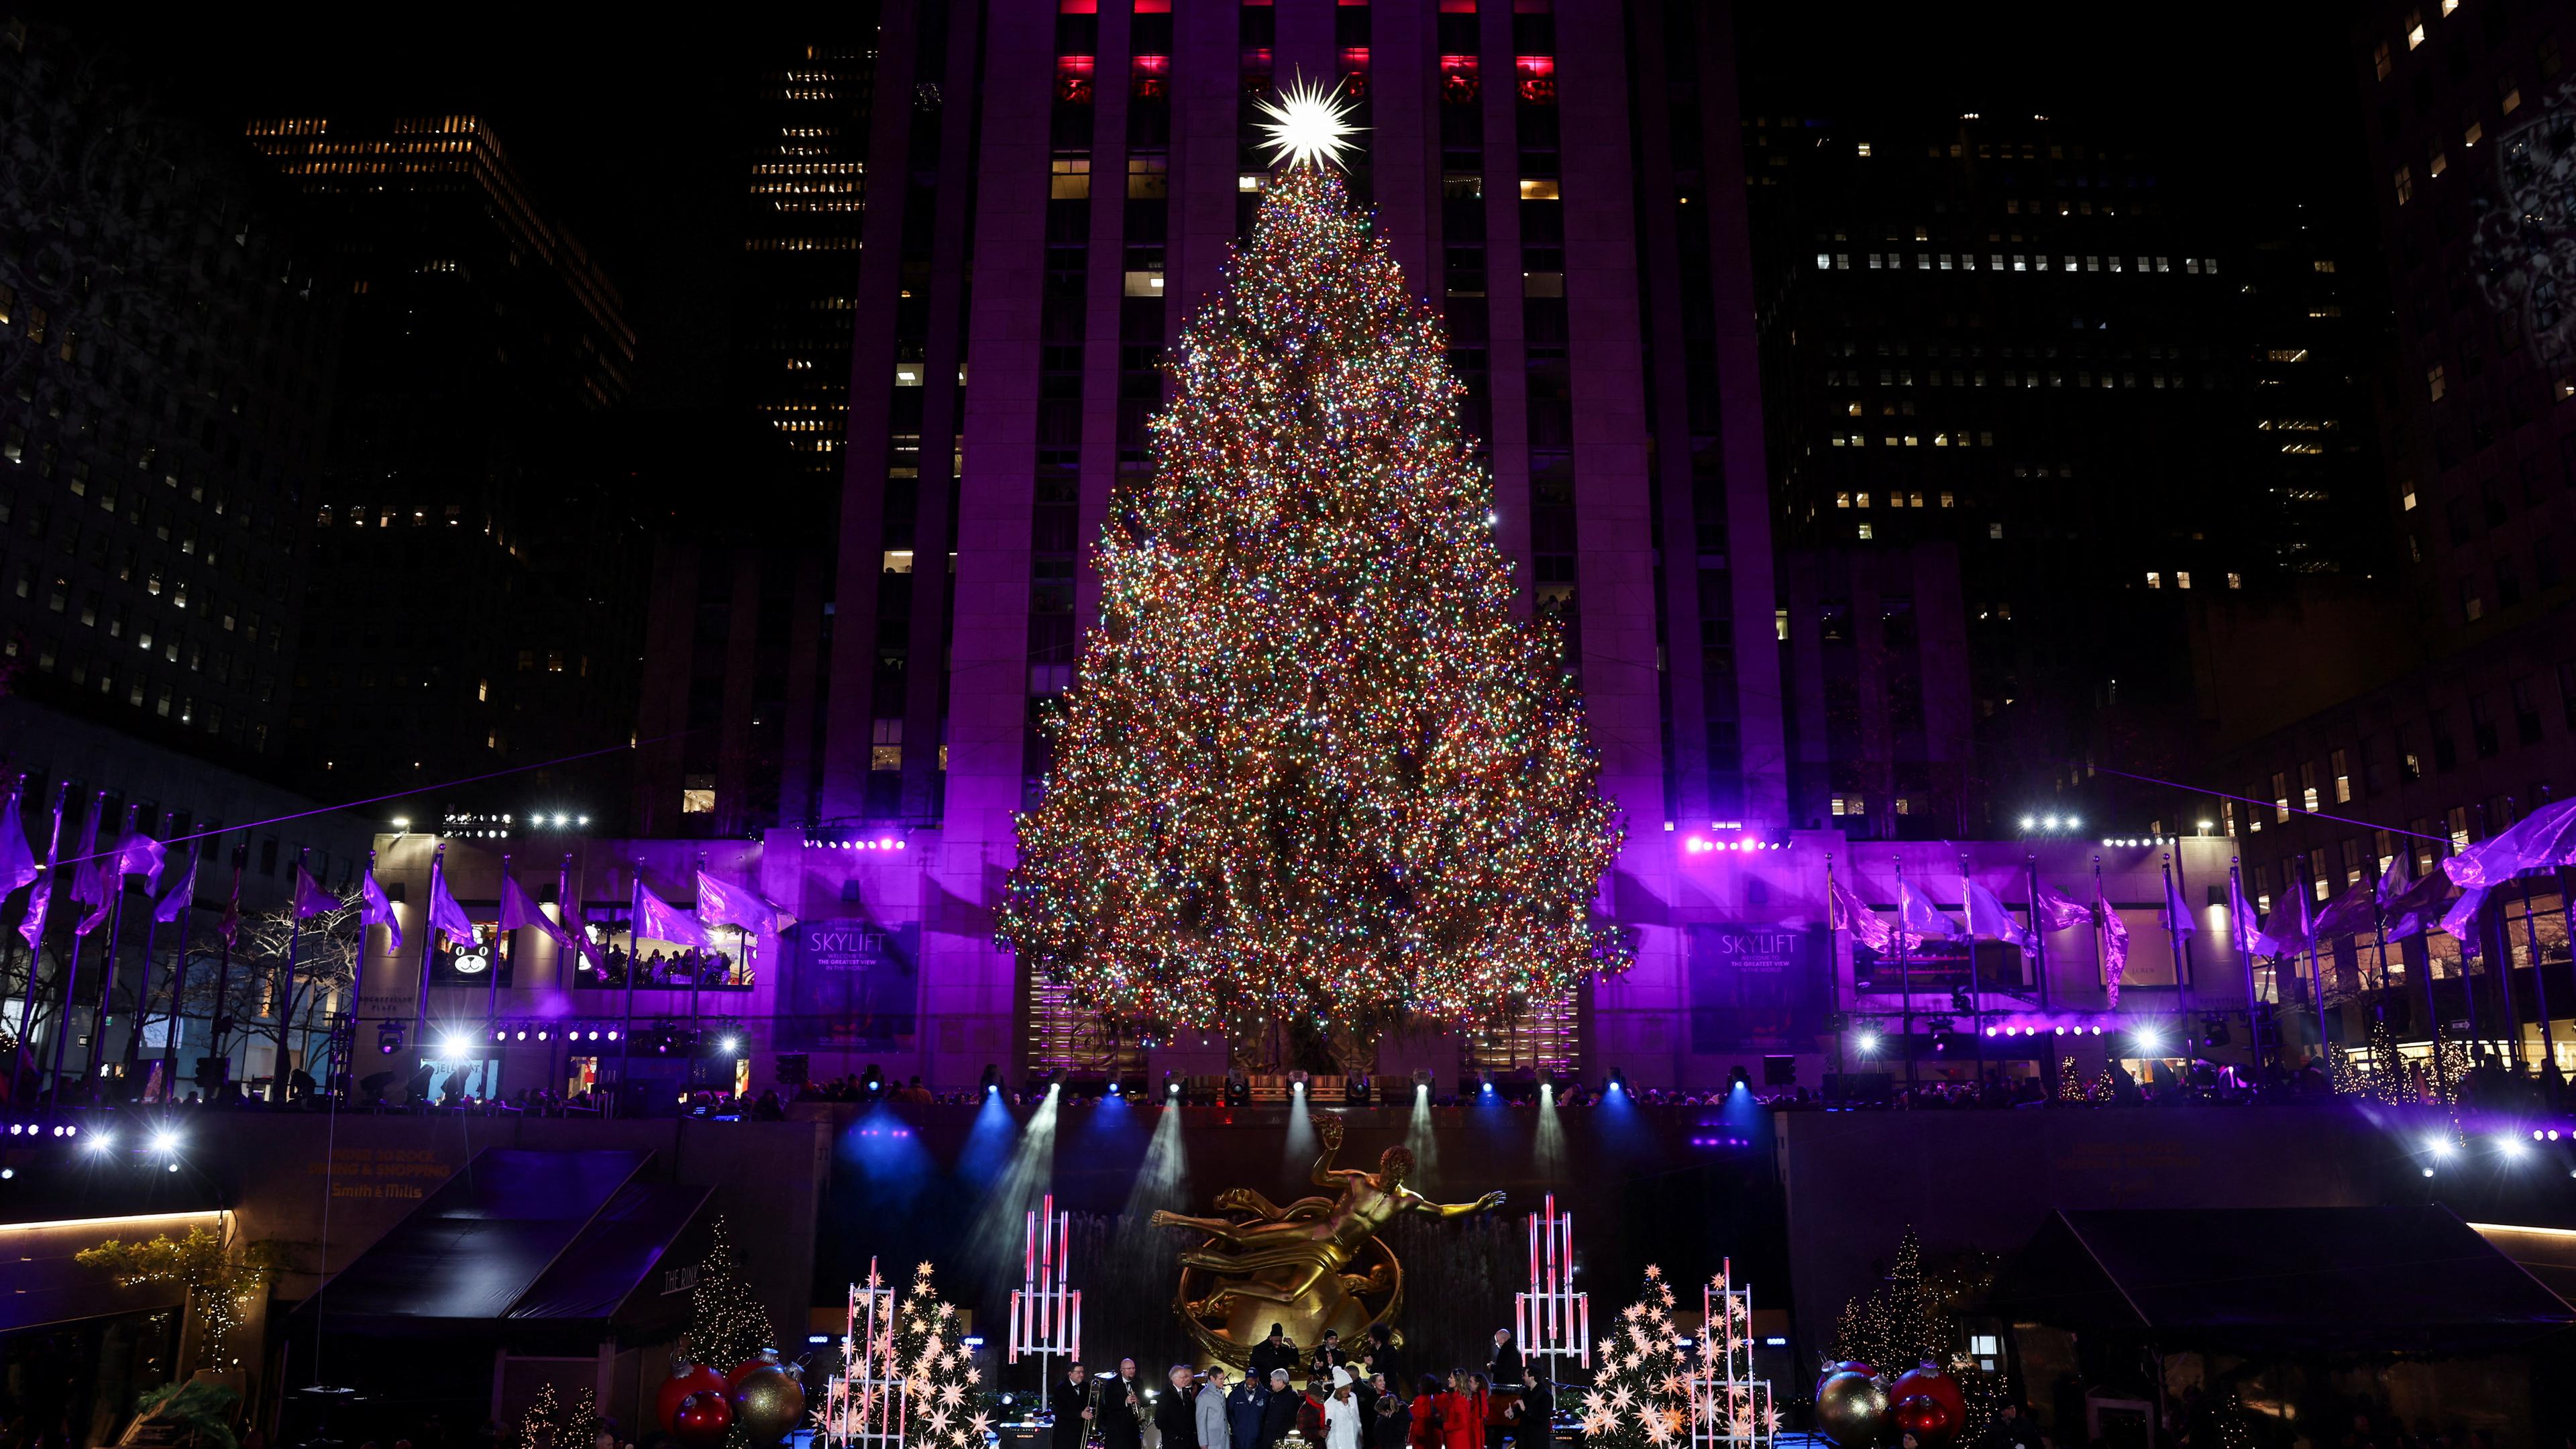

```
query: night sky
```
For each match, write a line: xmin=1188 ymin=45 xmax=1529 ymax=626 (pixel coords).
xmin=60 ymin=0 xmax=2366 ymax=410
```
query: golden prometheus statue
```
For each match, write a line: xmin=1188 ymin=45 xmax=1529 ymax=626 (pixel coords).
xmin=1151 ymin=1117 xmax=1505 ymax=1367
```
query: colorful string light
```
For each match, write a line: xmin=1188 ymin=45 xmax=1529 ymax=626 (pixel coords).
xmin=997 ymin=162 xmax=1627 ymax=1038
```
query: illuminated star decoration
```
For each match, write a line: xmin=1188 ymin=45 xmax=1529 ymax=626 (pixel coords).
xmin=1254 ymin=76 xmax=1364 ymax=170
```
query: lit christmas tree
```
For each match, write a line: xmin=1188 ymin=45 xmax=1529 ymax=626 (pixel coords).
xmin=894 ymin=1262 xmax=987 ymax=1449
xmin=1827 ymin=1230 xmax=1946 ymax=1375
xmin=1577 ymin=1266 xmax=1693 ymax=1449
xmin=998 ymin=85 xmax=1626 ymax=1037
xmin=688 ymin=1218 xmax=777 ymax=1375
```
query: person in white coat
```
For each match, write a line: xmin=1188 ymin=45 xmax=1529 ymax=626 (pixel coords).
xmin=1324 ymin=1367 xmax=1364 ymax=1449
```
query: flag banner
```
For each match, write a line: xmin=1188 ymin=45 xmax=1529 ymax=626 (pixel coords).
xmin=1826 ymin=876 xmax=1891 ymax=953
xmin=113 ymin=831 xmax=166 ymax=893
xmin=2312 ymin=877 xmax=2379 ymax=940
xmin=2094 ymin=883 xmax=2131 ymax=1008
xmin=2438 ymin=883 xmax=2489 ymax=947
xmin=636 ymin=880 xmax=712 ymax=949
xmin=218 ymin=865 xmax=241 ymax=948
xmin=292 ymin=865 xmax=337 ymax=920
xmin=0 ymin=790 xmax=37 ymax=899
xmin=2228 ymin=869 xmax=2263 ymax=955
xmin=2255 ymin=885 xmax=2313 ymax=959
xmin=2381 ymin=867 xmax=2452 ymax=941
xmin=695 ymin=869 xmax=790 ymax=935
xmin=2031 ymin=880 xmax=2092 ymax=932
xmin=360 ymin=866 xmax=404 ymax=950
xmin=427 ymin=865 xmax=475 ymax=948
xmin=498 ymin=871 xmax=574 ymax=953
xmin=2159 ymin=871 xmax=2198 ymax=938
xmin=1962 ymin=876 xmax=2035 ymax=951
xmin=2443 ymin=796 xmax=2576 ymax=890
xmin=15 ymin=792 xmax=61 ymax=949
xmin=152 ymin=853 xmax=197 ymax=924
xmin=1896 ymin=877 xmax=1962 ymax=944
xmin=70 ymin=804 xmax=109 ymax=936
xmin=559 ymin=857 xmax=606 ymax=970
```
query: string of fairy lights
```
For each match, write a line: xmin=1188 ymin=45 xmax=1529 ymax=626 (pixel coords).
xmin=996 ymin=101 xmax=1626 ymax=1040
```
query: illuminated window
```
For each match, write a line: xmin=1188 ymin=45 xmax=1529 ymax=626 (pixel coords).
xmin=2331 ymin=748 xmax=2351 ymax=804
xmin=1050 ymin=156 xmax=1089 ymax=199
xmin=1124 ymin=270 xmax=1165 ymax=297
xmin=1519 ymin=178 xmax=1560 ymax=199
xmin=1128 ymin=154 xmax=1168 ymax=199
xmin=2502 ymin=79 xmax=2522 ymax=113
xmin=2426 ymin=362 xmax=2445 ymax=400
xmin=2176 ymin=571 xmax=2192 ymax=590
xmin=1857 ymin=523 xmax=1874 ymax=540
xmin=2146 ymin=572 xmax=2161 ymax=590
xmin=1835 ymin=492 xmax=1851 ymax=508
xmin=2272 ymin=773 xmax=2290 ymax=823
xmin=2394 ymin=166 xmax=2413 ymax=205
xmin=2428 ymin=149 xmax=2447 ymax=176
xmin=682 ymin=786 xmax=716 ymax=815
xmin=2404 ymin=11 xmax=2424 ymax=48
xmin=2226 ymin=572 xmax=2243 ymax=590
xmin=2465 ymin=119 xmax=2483 ymax=148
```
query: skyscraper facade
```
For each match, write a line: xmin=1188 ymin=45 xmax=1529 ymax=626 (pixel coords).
xmin=246 ymin=113 xmax=646 ymax=812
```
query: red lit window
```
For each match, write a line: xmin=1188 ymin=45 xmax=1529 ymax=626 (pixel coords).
xmin=1440 ymin=54 xmax=1480 ymax=105
xmin=1337 ymin=46 xmax=1369 ymax=97
xmin=1516 ymin=54 xmax=1556 ymax=105
xmin=1242 ymin=48 xmax=1275 ymax=98
xmin=1132 ymin=53 xmax=1169 ymax=101
xmin=1057 ymin=0 xmax=1095 ymax=11
xmin=1056 ymin=56 xmax=1095 ymax=105
xmin=1440 ymin=0 xmax=1477 ymax=11
xmin=1134 ymin=0 xmax=1171 ymax=11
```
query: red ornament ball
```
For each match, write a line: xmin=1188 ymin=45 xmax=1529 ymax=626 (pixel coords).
xmin=1892 ymin=1395 xmax=1953 ymax=1446
xmin=657 ymin=1363 xmax=730 ymax=1432
xmin=672 ymin=1390 xmax=735 ymax=1448
xmin=1888 ymin=1370 xmax=1966 ymax=1434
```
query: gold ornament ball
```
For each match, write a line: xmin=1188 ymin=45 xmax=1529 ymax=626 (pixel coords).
xmin=729 ymin=1364 xmax=806 ymax=1444
xmin=1814 ymin=1369 xmax=1890 ymax=1448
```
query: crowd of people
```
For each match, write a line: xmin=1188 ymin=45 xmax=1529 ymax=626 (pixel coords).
xmin=1046 ymin=1327 xmax=1557 ymax=1449
xmin=582 ymin=945 xmax=747 ymax=989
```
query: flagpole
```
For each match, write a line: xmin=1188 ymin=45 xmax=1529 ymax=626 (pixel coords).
xmin=276 ymin=847 xmax=306 ymax=1104
xmin=2168 ymin=847 xmax=2195 ymax=1044
xmin=1958 ymin=851 xmax=1982 ymax=1080
xmin=2297 ymin=855 xmax=2332 ymax=1093
xmin=209 ymin=844 xmax=243 ymax=1095
xmin=2229 ymin=860 xmax=2263 ymax=1086
xmin=2419 ymin=873 xmax=2448 ymax=1104
xmin=2371 ymin=872 xmax=2398 ymax=1094
xmin=44 ymin=790 xmax=107 ymax=1113
xmin=2473 ymin=802 xmax=2517 ymax=1073
xmin=2520 ymin=876 xmax=2556 ymax=1083
xmin=2027 ymin=853 xmax=2055 ymax=1103
xmin=490 ymin=853 xmax=510 ymax=1028
xmin=620 ymin=857 xmax=641 ymax=1110
xmin=158 ymin=859 xmax=193 ymax=1099
xmin=83 ymin=802 xmax=144 ymax=1103
xmin=557 ymin=850 xmax=578 ymax=1098
xmin=2161 ymin=855 xmax=2188 ymax=1086
xmin=11 ymin=782 xmax=66 ymax=1104
xmin=125 ymin=826 xmax=162 ymax=1093
xmin=689 ymin=852 xmax=708 ymax=1053
xmin=1893 ymin=857 xmax=1915 ymax=1093
xmin=1824 ymin=853 xmax=1845 ymax=1095
xmin=414 ymin=844 xmax=445 ymax=1081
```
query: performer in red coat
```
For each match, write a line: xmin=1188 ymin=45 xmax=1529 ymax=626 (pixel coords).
xmin=1440 ymin=1374 xmax=1488 ymax=1449
xmin=1409 ymin=1378 xmax=1445 ymax=1449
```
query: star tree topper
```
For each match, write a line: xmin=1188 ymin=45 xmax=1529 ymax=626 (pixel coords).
xmin=1254 ymin=76 xmax=1364 ymax=170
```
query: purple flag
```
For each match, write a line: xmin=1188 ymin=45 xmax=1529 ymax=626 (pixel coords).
xmin=2254 ymin=881 xmax=2313 ymax=958
xmin=2438 ymin=883 xmax=2489 ymax=946
xmin=152 ymin=851 xmax=197 ymax=925
xmin=636 ymin=880 xmax=712 ymax=949
xmin=1962 ymin=875 xmax=2035 ymax=951
xmin=113 ymin=831 xmax=166 ymax=894
xmin=1827 ymin=876 xmax=1891 ymax=953
xmin=69 ymin=804 xmax=109 ymax=937
xmin=291 ymin=865 xmax=337 ymax=920
xmin=2442 ymin=796 xmax=2576 ymax=890
xmin=2382 ymin=867 xmax=2451 ymax=941
xmin=2031 ymin=880 xmax=2092 ymax=932
xmin=695 ymin=869 xmax=789 ymax=936
xmin=360 ymin=865 xmax=402 ymax=951
xmin=2312 ymin=877 xmax=2379 ymax=940
xmin=427 ymin=862 xmax=475 ymax=948
xmin=15 ymin=791 xmax=62 ymax=949
xmin=2094 ymin=882 xmax=2131 ymax=1009
xmin=560 ymin=857 xmax=605 ymax=971
xmin=0 ymin=790 xmax=37 ymax=900
xmin=2228 ymin=868 xmax=2263 ymax=956
xmin=498 ymin=871 xmax=575 ymax=953
xmin=1896 ymin=877 xmax=1961 ymax=945
xmin=2159 ymin=870 xmax=2198 ymax=939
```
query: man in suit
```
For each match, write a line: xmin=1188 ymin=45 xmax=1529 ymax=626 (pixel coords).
xmin=1049 ymin=1362 xmax=1095 ymax=1449
xmin=1100 ymin=1361 xmax=1146 ymax=1449
xmin=1249 ymin=1326 xmax=1299 ymax=1384
xmin=1258 ymin=1370 xmax=1301 ymax=1449
xmin=1156 ymin=1365 xmax=1199 ymax=1449
xmin=1197 ymin=1366 xmax=1233 ymax=1449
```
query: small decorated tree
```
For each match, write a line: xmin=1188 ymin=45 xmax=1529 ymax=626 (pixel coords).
xmin=1578 ymin=1267 xmax=1693 ymax=1449
xmin=688 ymin=1218 xmax=776 ymax=1373
xmin=1827 ymin=1230 xmax=1945 ymax=1375
xmin=896 ymin=1262 xmax=986 ymax=1449
xmin=76 ymin=1223 xmax=276 ymax=1373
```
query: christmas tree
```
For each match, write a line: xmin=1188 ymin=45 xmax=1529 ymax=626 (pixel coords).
xmin=1827 ymin=1230 xmax=1946 ymax=1375
xmin=894 ymin=1262 xmax=987 ymax=1449
xmin=688 ymin=1218 xmax=775 ymax=1375
xmin=1577 ymin=1266 xmax=1692 ymax=1449
xmin=998 ymin=85 xmax=1625 ymax=1037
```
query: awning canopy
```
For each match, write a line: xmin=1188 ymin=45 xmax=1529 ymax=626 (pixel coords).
xmin=1992 ymin=1206 xmax=2576 ymax=1356
xmin=299 ymin=1148 xmax=711 ymax=1339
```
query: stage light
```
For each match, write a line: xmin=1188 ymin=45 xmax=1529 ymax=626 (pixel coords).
xmin=1108 ymin=1081 xmax=1122 ymax=1096
xmin=2497 ymin=1135 xmax=2530 ymax=1161
xmin=1480 ymin=1080 xmax=1495 ymax=1095
xmin=2066 ymin=816 xmax=2082 ymax=828
xmin=2422 ymin=1167 xmax=2436 ymax=1177
xmin=2020 ymin=816 xmax=2037 ymax=830
xmin=1167 ymin=1079 xmax=1181 ymax=1096
xmin=515 ymin=1029 xmax=528 ymax=1041
xmin=2426 ymin=1137 xmax=2455 ymax=1158
xmin=1984 ymin=1026 xmax=1998 ymax=1037
xmin=535 ymin=1029 xmax=549 ymax=1041
xmin=1856 ymin=1031 xmax=1882 ymax=1055
xmin=720 ymin=1036 xmax=741 ymax=1054
xmin=493 ymin=1028 xmax=507 ymax=1042
xmin=606 ymin=1029 xmax=620 ymax=1041
xmin=2133 ymin=1028 xmax=2163 ymax=1055
xmin=86 ymin=1132 xmax=115 ymax=1155
xmin=588 ymin=1030 xmax=600 ymax=1041
xmin=378 ymin=1021 xmax=405 ymax=1055
xmin=149 ymin=1129 xmax=180 ymax=1153
xmin=439 ymin=1034 xmax=472 ymax=1059
xmin=1607 ymin=1067 xmax=1628 ymax=1095
xmin=1 ymin=1168 xmax=12 ymax=1179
